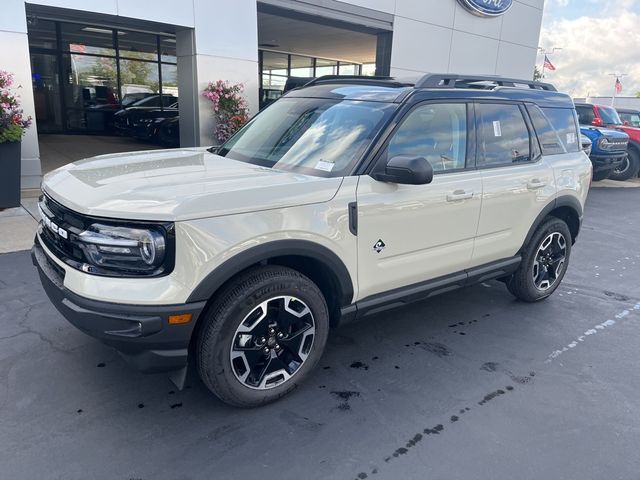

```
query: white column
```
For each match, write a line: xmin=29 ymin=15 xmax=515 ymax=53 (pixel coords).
xmin=190 ymin=0 xmax=259 ymax=147
xmin=1 ymin=0 xmax=41 ymax=190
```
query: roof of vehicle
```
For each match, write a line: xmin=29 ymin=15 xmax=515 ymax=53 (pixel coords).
xmin=284 ymin=74 xmax=574 ymax=108
xmin=574 ymin=102 xmax=617 ymax=110
xmin=615 ymin=107 xmax=640 ymax=114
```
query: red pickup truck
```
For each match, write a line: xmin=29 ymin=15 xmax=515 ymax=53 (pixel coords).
xmin=575 ymin=103 xmax=640 ymax=181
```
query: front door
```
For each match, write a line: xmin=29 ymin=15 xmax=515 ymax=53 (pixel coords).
xmin=356 ymin=102 xmax=482 ymax=301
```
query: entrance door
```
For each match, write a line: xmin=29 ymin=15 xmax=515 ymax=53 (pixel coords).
xmin=30 ymin=53 xmax=63 ymax=133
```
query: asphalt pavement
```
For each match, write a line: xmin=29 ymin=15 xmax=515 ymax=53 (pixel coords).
xmin=1 ymin=186 xmax=640 ymax=480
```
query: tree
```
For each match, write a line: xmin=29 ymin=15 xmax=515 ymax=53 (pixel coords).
xmin=533 ymin=66 xmax=543 ymax=81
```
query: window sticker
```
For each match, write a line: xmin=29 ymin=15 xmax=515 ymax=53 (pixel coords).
xmin=315 ymin=160 xmax=335 ymax=172
xmin=493 ymin=120 xmax=502 ymax=137
xmin=566 ymin=132 xmax=577 ymax=144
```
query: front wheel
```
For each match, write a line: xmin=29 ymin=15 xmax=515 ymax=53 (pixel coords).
xmin=507 ymin=218 xmax=572 ymax=302
xmin=609 ymin=150 xmax=640 ymax=181
xmin=592 ymin=168 xmax=613 ymax=182
xmin=196 ymin=265 xmax=329 ymax=408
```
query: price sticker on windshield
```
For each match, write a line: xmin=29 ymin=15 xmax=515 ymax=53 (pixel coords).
xmin=315 ymin=161 xmax=335 ymax=172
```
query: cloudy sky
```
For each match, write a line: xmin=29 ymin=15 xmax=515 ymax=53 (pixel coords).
xmin=539 ymin=0 xmax=640 ymax=98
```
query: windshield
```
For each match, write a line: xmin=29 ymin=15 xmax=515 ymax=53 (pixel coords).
xmin=599 ymin=105 xmax=622 ymax=125
xmin=619 ymin=111 xmax=640 ymax=127
xmin=217 ymin=97 xmax=396 ymax=177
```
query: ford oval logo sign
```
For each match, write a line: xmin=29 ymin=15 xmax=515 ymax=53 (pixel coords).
xmin=457 ymin=0 xmax=513 ymax=17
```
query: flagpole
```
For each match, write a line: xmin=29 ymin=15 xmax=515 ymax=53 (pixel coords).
xmin=538 ymin=47 xmax=562 ymax=79
xmin=608 ymin=73 xmax=628 ymax=107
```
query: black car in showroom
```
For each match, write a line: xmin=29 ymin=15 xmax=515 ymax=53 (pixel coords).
xmin=113 ymin=94 xmax=178 ymax=138
xmin=158 ymin=116 xmax=179 ymax=147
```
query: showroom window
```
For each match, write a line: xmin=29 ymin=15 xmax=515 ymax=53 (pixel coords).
xmin=27 ymin=19 xmax=177 ymax=134
xmin=258 ymin=50 xmax=368 ymax=108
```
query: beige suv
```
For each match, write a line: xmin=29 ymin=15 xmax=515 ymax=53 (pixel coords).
xmin=32 ymin=74 xmax=591 ymax=407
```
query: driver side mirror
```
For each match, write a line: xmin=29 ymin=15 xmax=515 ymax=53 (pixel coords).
xmin=373 ymin=155 xmax=434 ymax=185
xmin=592 ymin=117 xmax=603 ymax=127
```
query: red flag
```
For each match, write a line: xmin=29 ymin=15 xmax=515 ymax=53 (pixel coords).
xmin=543 ymin=55 xmax=556 ymax=71
xmin=615 ymin=77 xmax=623 ymax=94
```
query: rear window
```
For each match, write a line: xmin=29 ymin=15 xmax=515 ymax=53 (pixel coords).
xmin=541 ymin=107 xmax=580 ymax=153
xmin=476 ymin=103 xmax=531 ymax=167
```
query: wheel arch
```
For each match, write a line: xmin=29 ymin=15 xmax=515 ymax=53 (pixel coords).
xmin=186 ymin=240 xmax=355 ymax=326
xmin=521 ymin=196 xmax=583 ymax=250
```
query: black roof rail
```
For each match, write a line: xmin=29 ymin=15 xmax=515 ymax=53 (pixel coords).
xmin=415 ymin=73 xmax=557 ymax=92
xmin=303 ymin=75 xmax=413 ymax=88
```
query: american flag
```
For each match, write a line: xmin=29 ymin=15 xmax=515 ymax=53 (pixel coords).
xmin=615 ymin=77 xmax=623 ymax=94
xmin=543 ymin=55 xmax=556 ymax=71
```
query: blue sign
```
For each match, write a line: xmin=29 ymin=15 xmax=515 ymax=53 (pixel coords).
xmin=457 ymin=0 xmax=513 ymax=17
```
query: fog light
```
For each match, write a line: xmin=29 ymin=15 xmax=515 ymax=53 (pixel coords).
xmin=168 ymin=313 xmax=192 ymax=325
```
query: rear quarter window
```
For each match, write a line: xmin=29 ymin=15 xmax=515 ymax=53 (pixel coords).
xmin=527 ymin=105 xmax=566 ymax=156
xmin=541 ymin=107 xmax=580 ymax=153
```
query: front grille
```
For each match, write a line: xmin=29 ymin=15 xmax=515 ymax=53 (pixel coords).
xmin=38 ymin=195 xmax=92 ymax=270
xmin=602 ymin=138 xmax=628 ymax=151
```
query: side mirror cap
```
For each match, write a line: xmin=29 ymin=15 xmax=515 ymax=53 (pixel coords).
xmin=592 ymin=117 xmax=603 ymax=127
xmin=373 ymin=155 xmax=434 ymax=185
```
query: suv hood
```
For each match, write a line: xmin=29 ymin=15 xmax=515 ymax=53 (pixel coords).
xmin=580 ymin=126 xmax=629 ymax=140
xmin=42 ymin=148 xmax=343 ymax=221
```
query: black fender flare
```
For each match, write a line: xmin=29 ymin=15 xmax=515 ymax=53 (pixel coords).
xmin=520 ymin=195 xmax=583 ymax=250
xmin=186 ymin=240 xmax=354 ymax=306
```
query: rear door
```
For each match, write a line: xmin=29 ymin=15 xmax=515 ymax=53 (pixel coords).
xmin=470 ymin=102 xmax=556 ymax=268
xmin=356 ymin=101 xmax=483 ymax=300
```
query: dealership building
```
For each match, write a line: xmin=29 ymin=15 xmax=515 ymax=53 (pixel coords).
xmin=2 ymin=0 xmax=545 ymax=190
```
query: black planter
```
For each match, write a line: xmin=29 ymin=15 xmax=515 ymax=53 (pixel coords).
xmin=0 ymin=141 xmax=21 ymax=209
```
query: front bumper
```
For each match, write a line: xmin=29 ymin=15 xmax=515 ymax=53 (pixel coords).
xmin=589 ymin=153 xmax=627 ymax=172
xmin=32 ymin=238 xmax=206 ymax=373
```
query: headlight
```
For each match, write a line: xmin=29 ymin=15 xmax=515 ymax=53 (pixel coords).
xmin=77 ymin=223 xmax=168 ymax=275
xmin=598 ymin=137 xmax=610 ymax=149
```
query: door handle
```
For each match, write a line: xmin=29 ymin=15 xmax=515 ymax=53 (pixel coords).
xmin=446 ymin=190 xmax=474 ymax=202
xmin=527 ymin=179 xmax=547 ymax=190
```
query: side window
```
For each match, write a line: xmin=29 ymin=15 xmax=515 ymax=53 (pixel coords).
xmin=477 ymin=103 xmax=531 ymax=167
xmin=541 ymin=107 xmax=580 ymax=153
xmin=576 ymin=106 xmax=594 ymax=125
xmin=387 ymin=103 xmax=467 ymax=173
xmin=527 ymin=105 xmax=566 ymax=156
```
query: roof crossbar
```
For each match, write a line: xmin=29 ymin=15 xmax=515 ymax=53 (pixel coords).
xmin=415 ymin=74 xmax=557 ymax=92
xmin=303 ymin=75 xmax=413 ymax=88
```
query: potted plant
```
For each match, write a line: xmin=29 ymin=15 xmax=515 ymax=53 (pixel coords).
xmin=0 ymin=70 xmax=32 ymax=209
xmin=202 ymin=80 xmax=249 ymax=144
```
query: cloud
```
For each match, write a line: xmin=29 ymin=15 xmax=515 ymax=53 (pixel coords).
xmin=539 ymin=2 xmax=640 ymax=97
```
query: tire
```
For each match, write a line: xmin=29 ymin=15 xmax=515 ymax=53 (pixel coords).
xmin=507 ymin=217 xmax=572 ymax=302
xmin=609 ymin=149 xmax=640 ymax=181
xmin=592 ymin=168 xmax=613 ymax=181
xmin=196 ymin=265 xmax=330 ymax=408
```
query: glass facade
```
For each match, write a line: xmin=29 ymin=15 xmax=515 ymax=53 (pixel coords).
xmin=259 ymin=50 xmax=370 ymax=108
xmin=27 ymin=19 xmax=178 ymax=134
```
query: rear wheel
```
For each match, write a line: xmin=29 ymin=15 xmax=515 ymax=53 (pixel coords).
xmin=609 ymin=149 xmax=640 ymax=181
xmin=196 ymin=265 xmax=329 ymax=408
xmin=507 ymin=218 xmax=572 ymax=302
